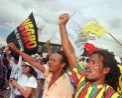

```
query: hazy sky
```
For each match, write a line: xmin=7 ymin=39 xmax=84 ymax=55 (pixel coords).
xmin=0 ymin=0 xmax=122 ymax=57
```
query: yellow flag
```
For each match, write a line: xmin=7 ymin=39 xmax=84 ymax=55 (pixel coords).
xmin=82 ymin=20 xmax=109 ymax=37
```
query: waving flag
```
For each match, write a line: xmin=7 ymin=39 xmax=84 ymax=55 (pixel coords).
xmin=82 ymin=20 xmax=109 ymax=37
xmin=6 ymin=12 xmax=38 ymax=55
xmin=84 ymin=42 xmax=99 ymax=54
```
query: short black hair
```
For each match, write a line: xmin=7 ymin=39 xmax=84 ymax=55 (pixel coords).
xmin=57 ymin=50 xmax=69 ymax=71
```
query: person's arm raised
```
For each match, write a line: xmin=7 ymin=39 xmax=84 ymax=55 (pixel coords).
xmin=45 ymin=40 xmax=52 ymax=58
xmin=8 ymin=43 xmax=45 ymax=73
xmin=59 ymin=13 xmax=77 ymax=69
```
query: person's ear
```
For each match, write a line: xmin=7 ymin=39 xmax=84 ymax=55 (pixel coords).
xmin=104 ymin=67 xmax=110 ymax=74
xmin=61 ymin=62 xmax=66 ymax=69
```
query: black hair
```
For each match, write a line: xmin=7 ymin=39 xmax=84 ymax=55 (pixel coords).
xmin=57 ymin=50 xmax=69 ymax=71
xmin=27 ymin=66 xmax=37 ymax=78
xmin=92 ymin=50 xmax=120 ymax=91
xmin=42 ymin=58 xmax=48 ymax=64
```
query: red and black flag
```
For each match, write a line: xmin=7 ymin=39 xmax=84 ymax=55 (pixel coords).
xmin=6 ymin=12 xmax=38 ymax=55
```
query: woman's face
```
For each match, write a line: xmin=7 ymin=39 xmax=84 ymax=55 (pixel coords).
xmin=22 ymin=65 xmax=31 ymax=74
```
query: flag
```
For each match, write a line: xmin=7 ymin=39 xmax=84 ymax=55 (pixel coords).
xmin=82 ymin=20 xmax=109 ymax=37
xmin=6 ymin=12 xmax=38 ymax=55
xmin=84 ymin=42 xmax=99 ymax=54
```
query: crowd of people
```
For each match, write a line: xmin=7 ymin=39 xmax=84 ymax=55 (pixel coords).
xmin=0 ymin=13 xmax=122 ymax=98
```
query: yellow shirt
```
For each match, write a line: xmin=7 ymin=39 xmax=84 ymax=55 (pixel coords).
xmin=118 ymin=64 xmax=122 ymax=95
xmin=42 ymin=68 xmax=74 ymax=98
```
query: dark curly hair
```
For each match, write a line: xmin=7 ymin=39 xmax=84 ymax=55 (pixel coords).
xmin=92 ymin=50 xmax=120 ymax=91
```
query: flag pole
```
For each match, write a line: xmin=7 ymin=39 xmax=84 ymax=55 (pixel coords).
xmin=108 ymin=33 xmax=122 ymax=46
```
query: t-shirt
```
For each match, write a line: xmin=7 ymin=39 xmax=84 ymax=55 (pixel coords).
xmin=9 ymin=56 xmax=23 ymax=98
xmin=14 ymin=74 xmax=37 ymax=95
xmin=9 ymin=56 xmax=23 ymax=81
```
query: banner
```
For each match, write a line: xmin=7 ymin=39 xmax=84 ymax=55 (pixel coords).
xmin=66 ymin=12 xmax=91 ymax=57
xmin=6 ymin=12 xmax=38 ymax=55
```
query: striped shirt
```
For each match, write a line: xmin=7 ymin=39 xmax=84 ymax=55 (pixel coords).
xmin=118 ymin=64 xmax=122 ymax=95
xmin=70 ymin=61 xmax=121 ymax=98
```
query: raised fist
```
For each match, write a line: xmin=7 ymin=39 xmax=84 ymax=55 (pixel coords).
xmin=59 ymin=13 xmax=70 ymax=25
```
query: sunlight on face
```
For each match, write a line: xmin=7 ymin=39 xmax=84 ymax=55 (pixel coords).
xmin=48 ymin=53 xmax=63 ymax=72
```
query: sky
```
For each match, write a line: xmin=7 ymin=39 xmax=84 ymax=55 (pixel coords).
xmin=0 ymin=0 xmax=122 ymax=57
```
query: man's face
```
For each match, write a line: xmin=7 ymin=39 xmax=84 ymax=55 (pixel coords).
xmin=85 ymin=54 xmax=108 ymax=82
xmin=48 ymin=53 xmax=64 ymax=72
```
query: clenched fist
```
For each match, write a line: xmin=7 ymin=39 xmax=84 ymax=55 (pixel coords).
xmin=8 ymin=43 xmax=18 ymax=51
xmin=59 ymin=13 xmax=70 ymax=26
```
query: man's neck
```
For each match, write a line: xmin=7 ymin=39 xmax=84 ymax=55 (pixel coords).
xmin=52 ymin=71 xmax=64 ymax=80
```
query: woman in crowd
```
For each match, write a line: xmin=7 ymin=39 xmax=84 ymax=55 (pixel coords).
xmin=10 ymin=62 xmax=37 ymax=98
